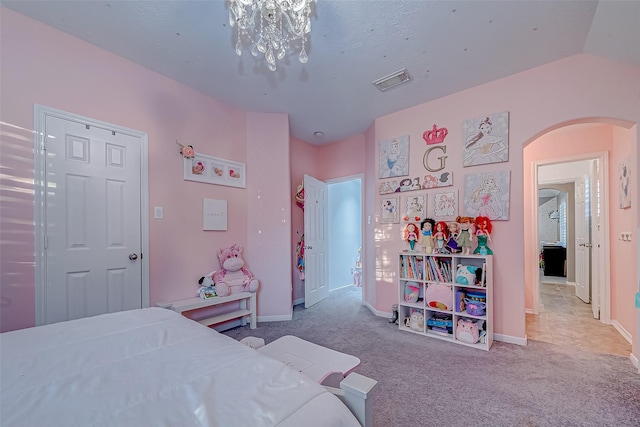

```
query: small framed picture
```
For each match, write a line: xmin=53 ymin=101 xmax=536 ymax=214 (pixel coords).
xmin=202 ymin=289 xmax=217 ymax=299
xmin=380 ymin=196 xmax=400 ymax=224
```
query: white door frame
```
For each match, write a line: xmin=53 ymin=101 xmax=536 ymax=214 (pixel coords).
xmin=33 ymin=105 xmax=150 ymax=325
xmin=530 ymin=152 xmax=610 ymax=323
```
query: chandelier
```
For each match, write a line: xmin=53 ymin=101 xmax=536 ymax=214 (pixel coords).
xmin=229 ymin=0 xmax=314 ymax=71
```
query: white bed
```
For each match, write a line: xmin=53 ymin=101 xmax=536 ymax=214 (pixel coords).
xmin=0 ymin=307 xmax=363 ymax=426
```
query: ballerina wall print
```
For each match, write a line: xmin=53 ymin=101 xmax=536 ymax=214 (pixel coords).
xmin=463 ymin=171 xmax=510 ymax=220
xmin=379 ymin=135 xmax=410 ymax=178
xmin=380 ymin=196 xmax=400 ymax=223
xmin=433 ymin=190 xmax=457 ymax=219
xmin=462 ymin=111 xmax=509 ymax=167
xmin=619 ymin=157 xmax=631 ymax=208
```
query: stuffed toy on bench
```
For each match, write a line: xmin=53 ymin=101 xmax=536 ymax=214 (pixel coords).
xmin=213 ymin=244 xmax=259 ymax=297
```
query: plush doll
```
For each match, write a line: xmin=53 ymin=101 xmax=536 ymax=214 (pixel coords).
xmin=455 ymin=216 xmax=475 ymax=254
xmin=455 ymin=265 xmax=479 ymax=285
xmin=420 ymin=218 xmax=435 ymax=254
xmin=456 ymin=318 xmax=483 ymax=344
xmin=473 ymin=216 xmax=493 ymax=255
xmin=213 ymin=244 xmax=259 ymax=297
xmin=404 ymin=310 xmax=424 ymax=332
xmin=404 ymin=281 xmax=420 ymax=303
xmin=197 ymin=272 xmax=217 ymax=299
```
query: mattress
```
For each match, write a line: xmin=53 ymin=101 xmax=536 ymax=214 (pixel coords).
xmin=0 ymin=307 xmax=360 ymax=426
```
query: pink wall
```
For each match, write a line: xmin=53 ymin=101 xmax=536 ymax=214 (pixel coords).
xmin=316 ymin=134 xmax=366 ymax=181
xmin=0 ymin=8 xmax=288 ymax=331
xmin=609 ymin=126 xmax=638 ymax=354
xmin=370 ymin=54 xmax=640 ymax=347
xmin=523 ymin=124 xmax=638 ymax=353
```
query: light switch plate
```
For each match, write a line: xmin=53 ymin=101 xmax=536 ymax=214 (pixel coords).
xmin=154 ymin=207 xmax=163 ymax=219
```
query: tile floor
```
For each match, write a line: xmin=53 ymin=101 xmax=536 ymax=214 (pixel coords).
xmin=525 ymin=272 xmax=632 ymax=357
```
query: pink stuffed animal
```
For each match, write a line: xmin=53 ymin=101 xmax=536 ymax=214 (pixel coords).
xmin=213 ymin=244 xmax=259 ymax=297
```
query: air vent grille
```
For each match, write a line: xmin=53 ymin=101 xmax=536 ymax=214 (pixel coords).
xmin=372 ymin=68 xmax=411 ymax=91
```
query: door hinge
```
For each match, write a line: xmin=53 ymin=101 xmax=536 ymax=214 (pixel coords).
xmin=140 ymin=253 xmax=143 ymax=259
xmin=44 ymin=235 xmax=48 ymax=249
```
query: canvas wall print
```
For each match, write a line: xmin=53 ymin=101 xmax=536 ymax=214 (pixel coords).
xmin=380 ymin=196 xmax=400 ymax=223
xmin=433 ymin=190 xmax=457 ymax=219
xmin=421 ymin=171 xmax=453 ymax=189
xmin=462 ymin=111 xmax=509 ymax=167
xmin=403 ymin=194 xmax=426 ymax=222
xmin=463 ymin=171 xmax=510 ymax=220
xmin=619 ymin=157 xmax=631 ymax=209
xmin=379 ymin=135 xmax=410 ymax=178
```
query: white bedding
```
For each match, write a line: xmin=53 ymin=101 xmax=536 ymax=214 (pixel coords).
xmin=0 ymin=307 xmax=360 ymax=426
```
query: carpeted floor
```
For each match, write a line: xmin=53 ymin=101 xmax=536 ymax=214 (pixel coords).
xmin=223 ymin=286 xmax=640 ymax=427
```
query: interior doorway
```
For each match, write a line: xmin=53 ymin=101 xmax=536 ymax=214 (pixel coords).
xmin=327 ymin=175 xmax=363 ymax=295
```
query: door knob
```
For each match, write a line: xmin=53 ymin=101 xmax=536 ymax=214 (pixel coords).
xmin=129 ymin=253 xmax=138 ymax=261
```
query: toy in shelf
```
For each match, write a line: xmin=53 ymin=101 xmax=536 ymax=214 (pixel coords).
xmin=433 ymin=221 xmax=449 ymax=253
xmin=420 ymin=218 xmax=435 ymax=254
xmin=455 ymin=216 xmax=475 ymax=254
xmin=404 ymin=282 xmax=421 ymax=303
xmin=404 ymin=309 xmax=424 ymax=332
xmin=404 ymin=222 xmax=420 ymax=251
xmin=424 ymin=283 xmax=452 ymax=310
xmin=473 ymin=216 xmax=493 ymax=255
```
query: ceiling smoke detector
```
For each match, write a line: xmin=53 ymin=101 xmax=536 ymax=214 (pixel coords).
xmin=372 ymin=68 xmax=411 ymax=91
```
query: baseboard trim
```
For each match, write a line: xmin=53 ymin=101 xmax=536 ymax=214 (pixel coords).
xmin=257 ymin=314 xmax=293 ymax=322
xmin=495 ymin=333 xmax=527 ymax=346
xmin=293 ymin=297 xmax=304 ymax=306
xmin=630 ymin=353 xmax=639 ymax=372
xmin=363 ymin=301 xmax=392 ymax=318
xmin=611 ymin=319 xmax=633 ymax=344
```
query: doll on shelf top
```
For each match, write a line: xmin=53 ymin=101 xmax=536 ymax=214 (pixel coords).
xmin=474 ymin=216 xmax=493 ymax=255
xmin=404 ymin=222 xmax=420 ymax=251
xmin=456 ymin=216 xmax=475 ymax=255
xmin=433 ymin=221 xmax=449 ymax=254
xmin=420 ymin=218 xmax=435 ymax=254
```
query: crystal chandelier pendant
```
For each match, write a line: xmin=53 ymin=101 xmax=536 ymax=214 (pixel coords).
xmin=228 ymin=0 xmax=315 ymax=71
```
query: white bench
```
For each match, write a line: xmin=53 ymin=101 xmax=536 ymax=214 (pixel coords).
xmin=157 ymin=292 xmax=256 ymax=329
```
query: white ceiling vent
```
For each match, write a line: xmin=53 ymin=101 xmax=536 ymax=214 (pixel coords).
xmin=372 ymin=68 xmax=411 ymax=91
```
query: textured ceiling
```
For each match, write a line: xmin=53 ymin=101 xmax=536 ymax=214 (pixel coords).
xmin=2 ymin=0 xmax=639 ymax=145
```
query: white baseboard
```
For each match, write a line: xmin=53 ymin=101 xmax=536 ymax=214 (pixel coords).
xmin=363 ymin=301 xmax=392 ymax=318
xmin=293 ymin=297 xmax=304 ymax=306
xmin=630 ymin=353 xmax=639 ymax=372
xmin=611 ymin=319 xmax=632 ymax=344
xmin=257 ymin=314 xmax=293 ymax=322
xmin=495 ymin=333 xmax=527 ymax=346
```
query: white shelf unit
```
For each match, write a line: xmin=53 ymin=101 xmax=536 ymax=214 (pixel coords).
xmin=157 ymin=292 xmax=256 ymax=329
xmin=397 ymin=252 xmax=493 ymax=351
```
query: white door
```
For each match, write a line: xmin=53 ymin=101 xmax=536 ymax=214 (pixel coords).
xmin=40 ymin=114 xmax=144 ymax=324
xmin=304 ymin=174 xmax=329 ymax=308
xmin=575 ymin=176 xmax=590 ymax=304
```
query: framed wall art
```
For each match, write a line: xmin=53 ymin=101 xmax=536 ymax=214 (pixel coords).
xmin=619 ymin=157 xmax=631 ymax=209
xmin=379 ymin=135 xmax=410 ymax=179
xmin=463 ymin=171 xmax=510 ymax=220
xmin=380 ymin=196 xmax=400 ymax=224
xmin=403 ymin=194 xmax=426 ymax=222
xmin=184 ymin=153 xmax=246 ymax=188
xmin=433 ymin=190 xmax=457 ymax=219
xmin=203 ymin=198 xmax=228 ymax=231
xmin=462 ymin=111 xmax=509 ymax=167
